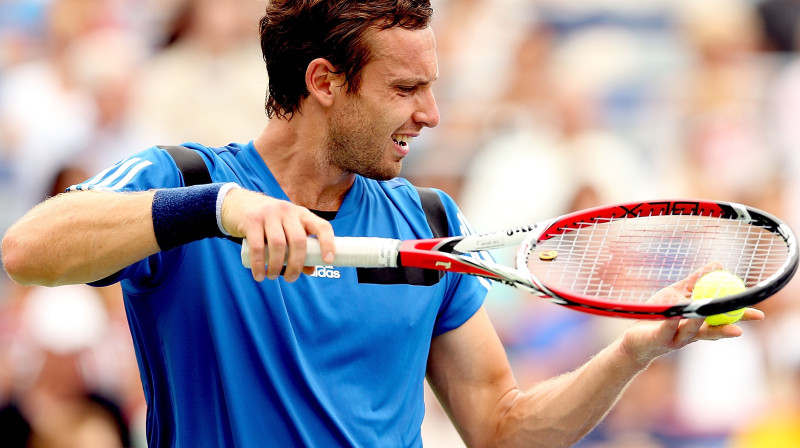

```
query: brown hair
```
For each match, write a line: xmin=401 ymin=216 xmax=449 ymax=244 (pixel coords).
xmin=259 ymin=0 xmax=433 ymax=119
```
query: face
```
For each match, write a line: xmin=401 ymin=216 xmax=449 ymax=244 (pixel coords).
xmin=323 ymin=26 xmax=440 ymax=180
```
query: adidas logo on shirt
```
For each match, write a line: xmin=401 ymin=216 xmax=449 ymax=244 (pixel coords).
xmin=310 ymin=266 xmax=341 ymax=279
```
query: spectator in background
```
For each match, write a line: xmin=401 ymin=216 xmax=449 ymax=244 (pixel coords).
xmin=0 ymin=165 xmax=145 ymax=447
xmin=2 ymin=0 xmax=800 ymax=446
xmin=0 ymin=0 xmax=48 ymax=67
xmin=403 ymin=0 xmax=532 ymax=196
xmin=458 ymin=22 xmax=657 ymax=386
xmin=666 ymin=4 xmax=784 ymax=439
xmin=0 ymin=284 xmax=131 ymax=448
xmin=0 ymin=0 xmax=99 ymax=233
xmin=130 ymin=0 xmax=267 ymax=147
xmin=66 ymin=29 xmax=151 ymax=174
xmin=757 ymin=0 xmax=800 ymax=52
xmin=672 ymin=0 xmax=777 ymax=204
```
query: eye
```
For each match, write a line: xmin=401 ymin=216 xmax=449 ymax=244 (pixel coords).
xmin=396 ymin=85 xmax=416 ymax=94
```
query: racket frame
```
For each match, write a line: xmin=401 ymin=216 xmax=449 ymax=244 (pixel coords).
xmin=511 ymin=200 xmax=799 ymax=319
xmin=240 ymin=199 xmax=798 ymax=320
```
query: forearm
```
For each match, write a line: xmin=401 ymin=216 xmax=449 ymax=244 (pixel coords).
xmin=495 ymin=337 xmax=650 ymax=448
xmin=2 ymin=190 xmax=159 ymax=286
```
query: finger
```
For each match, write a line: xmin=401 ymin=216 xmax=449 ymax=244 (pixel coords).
xmin=696 ymin=322 xmax=744 ymax=340
xmin=673 ymin=317 xmax=705 ymax=346
xmin=244 ymin=227 xmax=267 ymax=282
xmin=264 ymin=220 xmax=287 ymax=280
xmin=303 ymin=213 xmax=335 ymax=264
xmin=648 ymin=286 xmax=686 ymax=305
xmin=283 ymin=218 xmax=308 ymax=282
xmin=651 ymin=318 xmax=680 ymax=346
xmin=647 ymin=264 xmax=723 ymax=305
xmin=741 ymin=307 xmax=765 ymax=322
xmin=674 ymin=262 xmax=725 ymax=295
xmin=694 ymin=308 xmax=765 ymax=340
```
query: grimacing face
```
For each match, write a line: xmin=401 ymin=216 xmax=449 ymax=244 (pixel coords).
xmin=323 ymin=26 xmax=440 ymax=180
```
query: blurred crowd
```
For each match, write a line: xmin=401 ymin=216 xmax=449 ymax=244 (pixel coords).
xmin=2 ymin=0 xmax=800 ymax=447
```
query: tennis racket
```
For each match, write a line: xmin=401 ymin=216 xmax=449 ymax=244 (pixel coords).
xmin=240 ymin=199 xmax=798 ymax=319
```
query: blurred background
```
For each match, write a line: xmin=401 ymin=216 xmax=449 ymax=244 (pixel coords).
xmin=2 ymin=0 xmax=800 ymax=447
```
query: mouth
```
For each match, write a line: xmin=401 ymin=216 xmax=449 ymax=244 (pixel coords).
xmin=391 ymin=134 xmax=414 ymax=156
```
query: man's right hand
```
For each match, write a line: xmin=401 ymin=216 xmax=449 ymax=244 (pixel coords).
xmin=220 ymin=188 xmax=335 ymax=282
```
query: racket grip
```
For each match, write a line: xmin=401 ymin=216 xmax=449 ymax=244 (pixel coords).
xmin=240 ymin=237 xmax=401 ymax=269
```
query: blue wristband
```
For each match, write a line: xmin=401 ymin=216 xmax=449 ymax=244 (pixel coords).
xmin=152 ymin=183 xmax=230 ymax=251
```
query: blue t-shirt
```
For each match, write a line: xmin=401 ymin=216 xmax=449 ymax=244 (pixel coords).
xmin=69 ymin=142 xmax=489 ymax=447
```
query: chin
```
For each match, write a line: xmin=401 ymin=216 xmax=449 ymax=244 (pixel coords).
xmin=359 ymin=163 xmax=402 ymax=181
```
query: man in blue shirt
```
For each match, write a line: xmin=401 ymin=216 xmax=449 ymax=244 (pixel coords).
xmin=2 ymin=0 xmax=762 ymax=447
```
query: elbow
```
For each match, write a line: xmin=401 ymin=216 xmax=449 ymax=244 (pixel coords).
xmin=488 ymin=388 xmax=525 ymax=448
xmin=492 ymin=389 xmax=587 ymax=448
xmin=1 ymin=229 xmax=60 ymax=287
xmin=2 ymin=229 xmax=26 ymax=283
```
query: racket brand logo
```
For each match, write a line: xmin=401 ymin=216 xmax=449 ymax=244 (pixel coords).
xmin=311 ymin=265 xmax=341 ymax=279
xmin=617 ymin=201 xmax=704 ymax=218
xmin=506 ymin=225 xmax=536 ymax=237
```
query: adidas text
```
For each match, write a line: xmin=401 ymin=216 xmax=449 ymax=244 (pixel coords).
xmin=311 ymin=266 xmax=341 ymax=279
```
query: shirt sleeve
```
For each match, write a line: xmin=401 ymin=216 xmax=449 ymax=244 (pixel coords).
xmin=430 ymin=189 xmax=493 ymax=337
xmin=67 ymin=145 xmax=185 ymax=193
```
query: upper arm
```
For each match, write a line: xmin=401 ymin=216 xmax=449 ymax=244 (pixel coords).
xmin=427 ymin=306 xmax=518 ymax=447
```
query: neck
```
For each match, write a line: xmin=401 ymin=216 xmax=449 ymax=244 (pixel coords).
xmin=253 ymin=119 xmax=354 ymax=211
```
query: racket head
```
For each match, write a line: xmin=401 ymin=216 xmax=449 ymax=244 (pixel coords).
xmin=517 ymin=200 xmax=798 ymax=319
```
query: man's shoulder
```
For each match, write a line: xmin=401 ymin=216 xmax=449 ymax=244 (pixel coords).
xmin=161 ymin=142 xmax=256 ymax=186
xmin=175 ymin=142 xmax=249 ymax=159
xmin=366 ymin=177 xmax=454 ymax=239
xmin=379 ymin=177 xmax=412 ymax=190
xmin=373 ymin=177 xmax=450 ymax=201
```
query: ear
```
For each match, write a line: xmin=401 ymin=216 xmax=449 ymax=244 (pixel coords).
xmin=306 ymin=58 xmax=343 ymax=108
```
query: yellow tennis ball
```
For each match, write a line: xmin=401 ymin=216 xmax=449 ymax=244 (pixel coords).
xmin=691 ymin=270 xmax=747 ymax=326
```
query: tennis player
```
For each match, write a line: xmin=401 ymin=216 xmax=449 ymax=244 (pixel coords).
xmin=1 ymin=1 xmax=762 ymax=446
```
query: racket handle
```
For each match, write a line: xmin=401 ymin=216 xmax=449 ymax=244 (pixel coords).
xmin=240 ymin=237 xmax=401 ymax=269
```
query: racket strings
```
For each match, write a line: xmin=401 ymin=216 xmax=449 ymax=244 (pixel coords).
xmin=526 ymin=214 xmax=789 ymax=304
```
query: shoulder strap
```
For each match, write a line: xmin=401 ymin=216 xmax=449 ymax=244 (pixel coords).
xmin=158 ymin=144 xmax=451 ymax=240
xmin=357 ymin=185 xmax=449 ymax=286
xmin=158 ymin=145 xmax=212 ymax=186
xmin=414 ymin=186 xmax=449 ymax=238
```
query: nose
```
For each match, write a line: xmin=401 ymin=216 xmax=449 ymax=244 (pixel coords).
xmin=412 ymin=88 xmax=440 ymax=128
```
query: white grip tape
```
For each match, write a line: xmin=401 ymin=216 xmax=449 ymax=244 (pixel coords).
xmin=241 ymin=237 xmax=400 ymax=269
